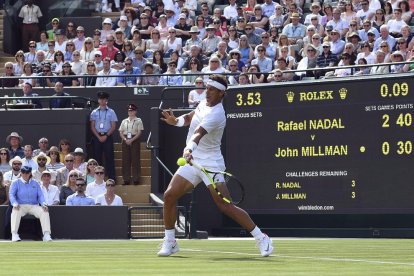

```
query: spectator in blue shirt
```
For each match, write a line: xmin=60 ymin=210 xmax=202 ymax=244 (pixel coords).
xmin=159 ymin=61 xmax=183 ymax=86
xmin=116 ymin=57 xmax=141 ymax=86
xmin=9 ymin=165 xmax=52 ymax=242
xmin=66 ymin=177 xmax=95 ymax=206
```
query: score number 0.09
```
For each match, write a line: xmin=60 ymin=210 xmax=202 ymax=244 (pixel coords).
xmin=235 ymin=92 xmax=262 ymax=106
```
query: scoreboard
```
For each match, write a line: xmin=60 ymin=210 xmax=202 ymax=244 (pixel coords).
xmin=224 ymin=75 xmax=414 ymax=215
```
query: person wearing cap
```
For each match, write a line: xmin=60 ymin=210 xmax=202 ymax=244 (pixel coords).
xmin=46 ymin=146 xmax=64 ymax=172
xmin=93 ymin=50 xmax=104 ymax=72
xmin=390 ymin=51 xmax=405 ymax=73
xmin=164 ymin=6 xmax=177 ymax=28
xmin=54 ymin=29 xmax=67 ymax=53
xmin=90 ymin=92 xmax=118 ymax=180
xmin=19 ymin=0 xmax=43 ymax=52
xmin=47 ymin=18 xmax=60 ymax=42
xmin=174 ymin=14 xmax=191 ymax=43
xmin=117 ymin=15 xmax=132 ymax=39
xmin=201 ymin=25 xmax=222 ymax=56
xmin=33 ymin=137 xmax=49 ymax=157
xmin=66 ymin=177 xmax=95 ymax=206
xmin=73 ymin=147 xmax=87 ymax=173
xmin=330 ymin=29 xmax=346 ymax=57
xmin=3 ymin=156 xmax=23 ymax=185
xmin=118 ymin=104 xmax=144 ymax=185
xmin=95 ymin=179 xmax=123 ymax=205
xmin=6 ymin=132 xmax=25 ymax=159
xmin=182 ymin=26 xmax=202 ymax=57
xmin=9 ymin=165 xmax=52 ymax=242
xmin=142 ymin=6 xmax=158 ymax=28
xmin=40 ymin=170 xmax=59 ymax=206
xmin=282 ymin=12 xmax=306 ymax=46
xmin=158 ymin=74 xmax=273 ymax=257
xmin=72 ymin=26 xmax=86 ymax=51
xmin=358 ymin=20 xmax=380 ymax=42
xmin=315 ymin=42 xmax=339 ymax=79
xmin=33 ymin=152 xmax=56 ymax=185
xmin=100 ymin=18 xmax=115 ymax=44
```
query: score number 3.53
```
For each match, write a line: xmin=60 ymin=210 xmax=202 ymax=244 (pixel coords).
xmin=236 ymin=92 xmax=261 ymax=106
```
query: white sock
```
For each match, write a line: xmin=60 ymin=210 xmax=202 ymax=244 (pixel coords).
xmin=165 ymin=229 xmax=175 ymax=241
xmin=250 ymin=226 xmax=263 ymax=240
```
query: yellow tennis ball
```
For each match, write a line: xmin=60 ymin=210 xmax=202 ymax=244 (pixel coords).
xmin=177 ymin=157 xmax=187 ymax=166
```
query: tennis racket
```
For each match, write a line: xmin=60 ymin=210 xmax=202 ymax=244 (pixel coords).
xmin=178 ymin=158 xmax=245 ymax=205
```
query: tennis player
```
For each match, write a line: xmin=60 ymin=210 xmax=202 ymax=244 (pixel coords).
xmin=159 ymin=74 xmax=273 ymax=257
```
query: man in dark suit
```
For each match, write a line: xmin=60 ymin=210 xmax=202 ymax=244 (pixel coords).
xmin=19 ymin=82 xmax=43 ymax=108
xmin=49 ymin=82 xmax=71 ymax=108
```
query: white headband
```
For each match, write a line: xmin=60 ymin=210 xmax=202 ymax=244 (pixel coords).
xmin=206 ymin=79 xmax=226 ymax=91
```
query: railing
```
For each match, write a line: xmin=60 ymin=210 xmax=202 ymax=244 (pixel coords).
xmin=1 ymin=60 xmax=413 ymax=89
xmin=0 ymin=95 xmax=96 ymax=110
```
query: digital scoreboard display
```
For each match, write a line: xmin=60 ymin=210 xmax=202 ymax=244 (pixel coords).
xmin=225 ymin=76 xmax=414 ymax=215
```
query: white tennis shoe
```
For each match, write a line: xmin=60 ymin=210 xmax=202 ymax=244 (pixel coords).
xmin=256 ymin=234 xmax=273 ymax=257
xmin=43 ymin=232 xmax=52 ymax=242
xmin=11 ymin=233 xmax=21 ymax=242
xmin=157 ymin=239 xmax=180 ymax=256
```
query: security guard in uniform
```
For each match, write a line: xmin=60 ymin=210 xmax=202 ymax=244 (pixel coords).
xmin=118 ymin=103 xmax=144 ymax=185
xmin=90 ymin=91 xmax=118 ymax=180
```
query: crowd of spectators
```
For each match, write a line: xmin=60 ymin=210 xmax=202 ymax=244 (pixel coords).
xmin=0 ymin=132 xmax=123 ymax=207
xmin=3 ymin=0 xmax=414 ymax=89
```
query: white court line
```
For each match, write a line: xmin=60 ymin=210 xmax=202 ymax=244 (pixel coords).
xmin=182 ymin=248 xmax=414 ymax=267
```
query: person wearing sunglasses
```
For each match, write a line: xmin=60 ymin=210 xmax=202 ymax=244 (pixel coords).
xmin=55 ymin=153 xmax=74 ymax=188
xmin=0 ymin=148 xmax=11 ymax=174
xmin=95 ymin=179 xmax=123 ymax=206
xmin=46 ymin=146 xmax=64 ymax=172
xmin=84 ymin=159 xmax=99 ymax=184
xmin=46 ymin=18 xmax=60 ymax=42
xmin=65 ymin=177 xmax=95 ymax=206
xmin=33 ymin=152 xmax=56 ymax=184
xmin=9 ymin=165 xmax=52 ymax=242
xmin=315 ymin=42 xmax=339 ymax=79
xmin=85 ymin=166 xmax=107 ymax=200
xmin=158 ymin=60 xmax=183 ymax=85
xmin=33 ymin=137 xmax=49 ymax=157
xmin=59 ymin=169 xmax=79 ymax=205
xmin=116 ymin=57 xmax=140 ymax=86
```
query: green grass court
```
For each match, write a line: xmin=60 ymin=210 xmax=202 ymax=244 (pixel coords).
xmin=1 ymin=238 xmax=413 ymax=275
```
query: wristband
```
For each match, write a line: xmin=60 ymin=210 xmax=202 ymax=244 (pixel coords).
xmin=175 ymin=116 xmax=185 ymax=127
xmin=184 ymin=141 xmax=198 ymax=152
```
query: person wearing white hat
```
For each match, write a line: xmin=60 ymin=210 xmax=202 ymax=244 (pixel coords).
xmin=32 ymin=152 xmax=56 ymax=185
xmin=73 ymin=26 xmax=86 ymax=51
xmin=40 ymin=170 xmax=60 ymax=206
xmin=3 ymin=156 xmax=23 ymax=185
xmin=117 ymin=15 xmax=132 ymax=39
xmin=100 ymin=18 xmax=115 ymax=45
xmin=6 ymin=132 xmax=24 ymax=159
xmin=165 ymin=6 xmax=177 ymax=28
xmin=73 ymin=147 xmax=87 ymax=173
xmin=182 ymin=26 xmax=202 ymax=57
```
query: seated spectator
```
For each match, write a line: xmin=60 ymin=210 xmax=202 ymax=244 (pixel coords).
xmin=228 ymin=59 xmax=241 ymax=85
xmin=46 ymin=146 xmax=64 ymax=171
xmin=64 ymin=40 xmax=76 ymax=62
xmin=3 ymin=156 xmax=22 ymax=185
xmin=228 ymin=49 xmax=245 ymax=72
xmin=94 ymin=51 xmax=104 ymax=72
xmin=130 ymin=28 xmax=145 ymax=52
xmin=65 ymin=177 xmax=95 ymax=206
xmin=6 ymin=132 xmax=24 ymax=159
xmin=36 ymin=63 xmax=57 ymax=88
xmin=19 ymin=83 xmax=42 ymax=108
xmin=99 ymin=34 xmax=120 ymax=61
xmin=169 ymin=50 xmax=185 ymax=72
xmin=54 ymin=29 xmax=67 ymax=53
xmin=55 ymin=153 xmax=75 ymax=189
xmin=100 ymin=18 xmax=115 ymax=44
xmin=330 ymin=29 xmax=346 ymax=57
xmin=25 ymin=41 xmax=37 ymax=63
xmin=95 ymin=179 xmax=123 ymax=206
xmin=36 ymin=31 xmax=49 ymax=52
xmin=113 ymin=28 xmax=125 ymax=51
xmin=188 ymin=78 xmax=206 ymax=108
xmin=279 ymin=46 xmax=296 ymax=69
xmin=96 ymin=57 xmax=117 ymax=87
xmin=387 ymin=8 xmax=407 ymax=37
xmin=116 ymin=57 xmax=140 ymax=86
xmin=374 ymin=25 xmax=396 ymax=52
xmin=201 ymin=24 xmax=222 ymax=57
xmin=390 ymin=51 xmax=405 ymax=73
xmin=347 ymin=33 xmax=363 ymax=54
xmin=59 ymin=169 xmax=79 ymax=205
xmin=21 ymin=145 xmax=37 ymax=170
xmin=273 ymin=57 xmax=294 ymax=81
xmin=255 ymin=31 xmax=276 ymax=61
xmin=70 ymin=50 xmax=84 ymax=75
xmin=267 ymin=69 xmax=285 ymax=83
xmin=356 ymin=42 xmax=376 ymax=64
xmin=295 ymin=44 xmax=318 ymax=79
xmin=117 ymin=15 xmax=132 ymax=39
xmin=137 ymin=12 xmax=155 ymax=39
xmin=159 ymin=61 xmax=183 ymax=85
xmin=73 ymin=26 xmax=86 ymax=51
xmin=174 ymin=14 xmax=191 ymax=44
xmin=370 ymin=50 xmax=389 ymax=74
xmin=18 ymin=62 xmax=36 ymax=87
xmin=80 ymin=61 xmax=98 ymax=86
xmin=93 ymin=29 xmax=102 ymax=48
xmin=33 ymin=138 xmax=49 ymax=157
xmin=238 ymin=73 xmax=250 ymax=85
xmin=359 ymin=20 xmax=380 ymax=42
xmin=84 ymin=159 xmax=98 ymax=184
xmin=339 ymin=43 xmax=357 ymax=65
xmin=40 ymin=171 xmax=59 ymax=206
xmin=122 ymin=40 xmax=134 ymax=59
xmin=1 ymin=62 xmax=19 ymax=87
xmin=244 ymin=23 xmax=262 ymax=48
xmin=0 ymin=171 xmax=9 ymax=205
xmin=399 ymin=0 xmax=412 ymax=24
xmin=13 ymin=50 xmax=25 ymax=76
xmin=139 ymin=63 xmax=159 ymax=85
xmin=305 ymin=2 xmax=323 ymax=26
xmin=248 ymin=64 xmax=265 ymax=84
xmin=354 ymin=58 xmax=371 ymax=75
xmin=73 ymin=148 xmax=87 ymax=173
xmin=9 ymin=166 xmax=52 ymax=242
xmin=131 ymin=48 xmax=148 ymax=72
xmin=49 ymin=82 xmax=71 ymax=108
xmin=51 ymin=51 xmax=64 ymax=74
xmin=80 ymin=37 xmax=96 ymax=62
xmin=327 ymin=8 xmax=349 ymax=39
xmin=315 ymin=42 xmax=339 ymax=79
xmin=182 ymin=45 xmax=209 ymax=72
xmin=145 ymin=29 xmax=164 ymax=58
xmin=65 ymin=21 xmax=77 ymax=40
xmin=45 ymin=42 xmax=56 ymax=62
xmin=33 ymin=51 xmax=46 ymax=71
xmin=0 ymin=148 xmax=11 ymax=174
xmin=282 ymin=12 xmax=306 ymax=49
xmin=59 ymin=62 xmax=79 ymax=86
xmin=183 ymin=26 xmax=203 ymax=57
xmin=85 ymin=166 xmax=106 ymax=200
xmin=111 ymin=51 xmax=126 ymax=71
xmin=32 ymin=152 xmax=56 ymax=184
xmin=251 ymin=45 xmax=273 ymax=73
xmin=201 ymin=56 xmax=227 ymax=81
xmin=58 ymin=139 xmax=71 ymax=163
xmin=183 ymin=58 xmax=202 ymax=85
xmin=46 ymin=18 xmax=60 ymax=42
xmin=332 ymin=53 xmax=354 ymax=77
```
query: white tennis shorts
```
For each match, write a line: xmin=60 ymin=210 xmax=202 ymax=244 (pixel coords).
xmin=176 ymin=164 xmax=225 ymax=187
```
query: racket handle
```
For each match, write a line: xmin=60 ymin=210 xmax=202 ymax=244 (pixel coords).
xmin=189 ymin=160 xmax=203 ymax=170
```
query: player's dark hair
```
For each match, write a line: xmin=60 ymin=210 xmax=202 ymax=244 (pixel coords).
xmin=209 ymin=74 xmax=228 ymax=90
